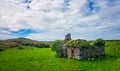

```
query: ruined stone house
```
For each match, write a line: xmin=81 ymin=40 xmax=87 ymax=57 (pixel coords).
xmin=61 ymin=34 xmax=105 ymax=60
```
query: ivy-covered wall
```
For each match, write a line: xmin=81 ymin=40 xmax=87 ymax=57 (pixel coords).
xmin=62 ymin=38 xmax=105 ymax=60
xmin=51 ymin=33 xmax=105 ymax=60
xmin=51 ymin=38 xmax=105 ymax=60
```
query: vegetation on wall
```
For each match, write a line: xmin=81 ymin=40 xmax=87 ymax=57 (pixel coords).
xmin=64 ymin=38 xmax=105 ymax=48
xmin=51 ymin=38 xmax=105 ymax=58
xmin=93 ymin=38 xmax=105 ymax=47
xmin=64 ymin=39 xmax=90 ymax=48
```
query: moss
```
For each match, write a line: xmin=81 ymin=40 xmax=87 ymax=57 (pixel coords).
xmin=64 ymin=39 xmax=90 ymax=48
xmin=64 ymin=38 xmax=105 ymax=49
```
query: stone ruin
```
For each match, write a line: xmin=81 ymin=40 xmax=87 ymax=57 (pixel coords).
xmin=64 ymin=33 xmax=71 ymax=43
xmin=61 ymin=34 xmax=105 ymax=60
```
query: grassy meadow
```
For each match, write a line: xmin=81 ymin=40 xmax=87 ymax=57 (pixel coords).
xmin=0 ymin=40 xmax=120 ymax=71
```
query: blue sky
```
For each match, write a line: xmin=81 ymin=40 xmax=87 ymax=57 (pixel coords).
xmin=0 ymin=0 xmax=120 ymax=41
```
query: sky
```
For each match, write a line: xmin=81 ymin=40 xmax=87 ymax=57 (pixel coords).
xmin=0 ymin=0 xmax=120 ymax=41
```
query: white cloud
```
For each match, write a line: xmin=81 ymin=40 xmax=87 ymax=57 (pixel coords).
xmin=0 ymin=29 xmax=16 ymax=40
xmin=0 ymin=34 xmax=16 ymax=40
xmin=0 ymin=0 xmax=120 ymax=40
xmin=26 ymin=32 xmax=65 ymax=41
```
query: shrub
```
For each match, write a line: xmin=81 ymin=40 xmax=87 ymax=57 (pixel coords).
xmin=51 ymin=40 xmax=64 ymax=57
xmin=93 ymin=38 xmax=105 ymax=47
xmin=35 ymin=43 xmax=50 ymax=48
xmin=51 ymin=40 xmax=64 ymax=51
xmin=64 ymin=39 xmax=90 ymax=48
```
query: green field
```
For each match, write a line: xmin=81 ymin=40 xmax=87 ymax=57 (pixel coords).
xmin=0 ymin=41 xmax=120 ymax=71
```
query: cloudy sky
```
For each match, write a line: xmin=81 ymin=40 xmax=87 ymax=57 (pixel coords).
xmin=0 ymin=0 xmax=120 ymax=41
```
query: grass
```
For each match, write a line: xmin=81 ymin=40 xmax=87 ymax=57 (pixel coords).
xmin=0 ymin=41 xmax=120 ymax=71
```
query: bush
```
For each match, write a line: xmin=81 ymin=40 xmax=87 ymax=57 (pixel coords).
xmin=51 ymin=40 xmax=64 ymax=51
xmin=35 ymin=43 xmax=50 ymax=48
xmin=93 ymin=38 xmax=105 ymax=47
xmin=64 ymin=39 xmax=90 ymax=48
xmin=51 ymin=40 xmax=64 ymax=57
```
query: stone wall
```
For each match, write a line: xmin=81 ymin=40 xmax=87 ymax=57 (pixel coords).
xmin=72 ymin=47 xmax=80 ymax=59
xmin=64 ymin=33 xmax=71 ymax=43
xmin=61 ymin=46 xmax=105 ymax=60
xmin=66 ymin=47 xmax=72 ymax=58
xmin=61 ymin=47 xmax=67 ymax=57
xmin=60 ymin=34 xmax=105 ymax=60
xmin=94 ymin=46 xmax=105 ymax=57
xmin=79 ymin=48 xmax=91 ymax=59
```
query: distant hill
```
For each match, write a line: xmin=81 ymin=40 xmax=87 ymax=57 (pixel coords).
xmin=0 ymin=38 xmax=50 ymax=51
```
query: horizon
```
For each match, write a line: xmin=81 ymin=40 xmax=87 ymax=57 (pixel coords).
xmin=0 ymin=0 xmax=120 ymax=41
xmin=0 ymin=37 xmax=120 ymax=42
